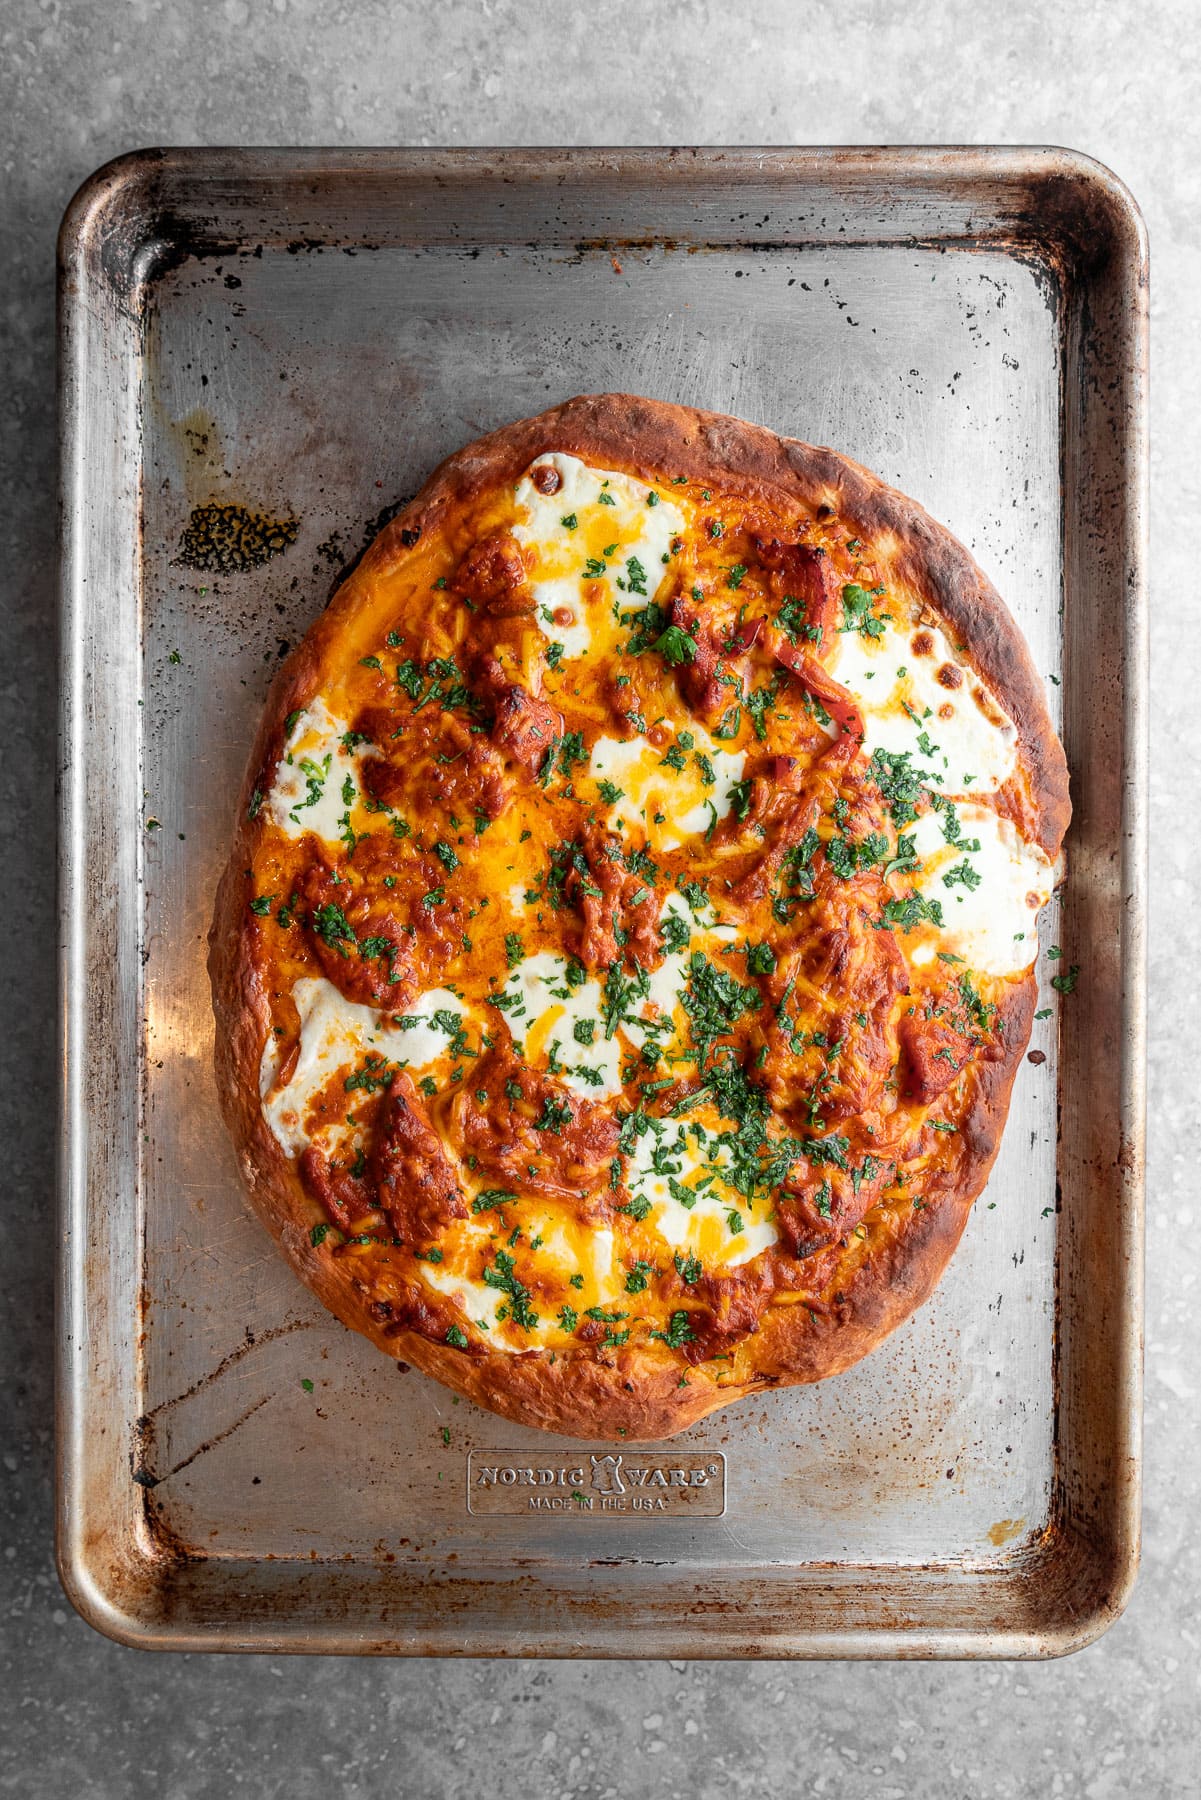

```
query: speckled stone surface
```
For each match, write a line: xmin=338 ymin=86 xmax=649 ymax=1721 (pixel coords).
xmin=1 ymin=1 xmax=1191 ymax=1793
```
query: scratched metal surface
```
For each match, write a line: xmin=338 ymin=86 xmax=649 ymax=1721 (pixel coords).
xmin=58 ymin=149 xmax=1146 ymax=1655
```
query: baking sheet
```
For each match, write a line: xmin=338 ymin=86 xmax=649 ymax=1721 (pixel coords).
xmin=57 ymin=147 xmax=1147 ymax=1656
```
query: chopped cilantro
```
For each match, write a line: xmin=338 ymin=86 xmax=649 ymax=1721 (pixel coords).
xmin=746 ymin=942 xmax=776 ymax=976
xmin=745 ymin=675 xmax=781 ymax=740
xmin=682 ymin=952 xmax=760 ymax=1067
xmin=603 ymin=960 xmax=651 ymax=1040
xmin=650 ymin=623 xmax=698 ymax=666
xmin=777 ymin=595 xmax=821 ymax=645
xmin=840 ymin=582 xmax=891 ymax=639
xmin=659 ymin=909 xmax=691 ymax=954
xmin=868 ymin=748 xmax=929 ymax=829
xmin=804 ymin=1134 xmax=851 ymax=1172
xmin=882 ymin=894 xmax=945 ymax=932
xmin=652 ymin=1310 xmax=696 ymax=1349
xmin=534 ymin=1095 xmax=572 ymax=1134
xmin=726 ymin=778 xmax=754 ymax=821
xmin=472 ymin=1190 xmax=517 ymax=1214
xmin=943 ymin=860 xmax=982 ymax=892
xmin=958 ymin=972 xmax=997 ymax=1032
xmin=310 ymin=901 xmax=355 ymax=955
xmin=483 ymin=1249 xmax=538 ymax=1330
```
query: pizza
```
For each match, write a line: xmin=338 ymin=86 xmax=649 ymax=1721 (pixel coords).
xmin=209 ymin=395 xmax=1069 ymax=1442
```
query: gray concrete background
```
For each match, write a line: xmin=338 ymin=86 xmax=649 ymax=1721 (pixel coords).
xmin=2 ymin=1 xmax=1193 ymax=1794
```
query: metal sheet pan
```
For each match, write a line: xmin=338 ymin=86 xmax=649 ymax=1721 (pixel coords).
xmin=57 ymin=147 xmax=1147 ymax=1657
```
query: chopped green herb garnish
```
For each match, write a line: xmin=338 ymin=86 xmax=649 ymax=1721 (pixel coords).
xmin=652 ymin=1310 xmax=696 ymax=1349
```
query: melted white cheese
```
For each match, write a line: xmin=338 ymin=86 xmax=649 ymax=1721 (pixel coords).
xmin=897 ymin=803 xmax=1054 ymax=977
xmin=260 ymin=977 xmax=465 ymax=1155
xmin=496 ymin=952 xmax=621 ymax=1099
xmin=512 ymin=452 xmax=686 ymax=661
xmin=826 ymin=612 xmax=1017 ymax=794
xmin=625 ymin=1117 xmax=778 ymax=1270
xmin=588 ymin=728 xmax=746 ymax=852
xmin=418 ymin=1219 xmax=621 ymax=1355
xmin=621 ymin=895 xmax=739 ymax=1053
xmin=417 ymin=1258 xmax=511 ymax=1339
xmin=266 ymin=698 xmax=378 ymax=843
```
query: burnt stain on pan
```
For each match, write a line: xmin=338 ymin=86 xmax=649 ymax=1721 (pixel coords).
xmin=130 ymin=1394 xmax=272 ymax=1490
xmin=177 ymin=501 xmax=300 ymax=572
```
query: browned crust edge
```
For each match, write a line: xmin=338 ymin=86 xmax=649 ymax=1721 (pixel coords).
xmin=209 ymin=394 xmax=1067 ymax=1441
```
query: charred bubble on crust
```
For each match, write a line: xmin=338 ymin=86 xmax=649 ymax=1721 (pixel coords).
xmin=178 ymin=502 xmax=299 ymax=572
